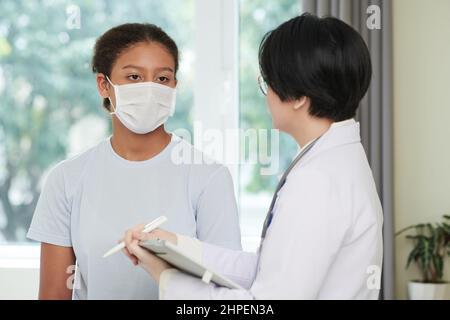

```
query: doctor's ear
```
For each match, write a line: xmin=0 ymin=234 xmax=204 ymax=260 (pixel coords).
xmin=293 ymin=96 xmax=309 ymax=110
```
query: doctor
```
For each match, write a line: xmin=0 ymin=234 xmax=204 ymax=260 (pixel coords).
xmin=122 ymin=13 xmax=384 ymax=299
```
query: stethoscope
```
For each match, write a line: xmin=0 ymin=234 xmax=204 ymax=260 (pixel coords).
xmin=256 ymin=136 xmax=322 ymax=270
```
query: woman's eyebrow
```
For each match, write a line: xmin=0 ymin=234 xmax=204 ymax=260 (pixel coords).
xmin=122 ymin=64 xmax=145 ymax=70
xmin=154 ymin=67 xmax=174 ymax=73
xmin=121 ymin=65 xmax=174 ymax=73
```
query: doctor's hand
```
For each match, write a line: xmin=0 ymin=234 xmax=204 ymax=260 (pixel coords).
xmin=121 ymin=225 xmax=178 ymax=282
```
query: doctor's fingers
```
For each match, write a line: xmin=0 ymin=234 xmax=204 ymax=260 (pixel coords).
xmin=124 ymin=229 xmax=135 ymax=248
xmin=118 ymin=234 xmax=137 ymax=265
xmin=132 ymin=223 xmax=146 ymax=232
xmin=126 ymin=239 xmax=157 ymax=264
xmin=123 ymin=229 xmax=142 ymax=261
xmin=131 ymin=230 xmax=159 ymax=241
xmin=120 ymin=223 xmax=146 ymax=247
xmin=122 ymin=247 xmax=138 ymax=266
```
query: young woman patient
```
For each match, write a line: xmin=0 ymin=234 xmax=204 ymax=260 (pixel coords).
xmin=27 ymin=23 xmax=241 ymax=300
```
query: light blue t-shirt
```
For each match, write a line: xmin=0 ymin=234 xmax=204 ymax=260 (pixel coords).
xmin=27 ymin=134 xmax=241 ymax=299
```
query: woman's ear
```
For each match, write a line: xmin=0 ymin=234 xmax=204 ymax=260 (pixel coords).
xmin=293 ymin=96 xmax=308 ymax=110
xmin=96 ymin=73 xmax=110 ymax=99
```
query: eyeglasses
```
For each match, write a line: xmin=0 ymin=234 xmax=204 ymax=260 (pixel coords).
xmin=258 ymin=75 xmax=268 ymax=96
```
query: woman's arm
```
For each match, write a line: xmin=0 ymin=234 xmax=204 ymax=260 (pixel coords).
xmin=194 ymin=166 xmax=242 ymax=250
xmin=26 ymin=164 xmax=77 ymax=299
xmin=39 ymin=243 xmax=76 ymax=300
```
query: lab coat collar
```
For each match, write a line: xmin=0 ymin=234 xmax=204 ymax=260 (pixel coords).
xmin=330 ymin=118 xmax=356 ymax=129
xmin=299 ymin=119 xmax=358 ymax=151
xmin=299 ymin=118 xmax=361 ymax=165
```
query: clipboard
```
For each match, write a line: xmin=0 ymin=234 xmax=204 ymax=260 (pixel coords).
xmin=139 ymin=239 xmax=244 ymax=290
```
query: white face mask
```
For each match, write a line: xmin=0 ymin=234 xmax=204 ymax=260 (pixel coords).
xmin=106 ymin=76 xmax=176 ymax=134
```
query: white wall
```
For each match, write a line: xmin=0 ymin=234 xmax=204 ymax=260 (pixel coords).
xmin=0 ymin=245 xmax=40 ymax=299
xmin=393 ymin=0 xmax=450 ymax=299
xmin=0 ymin=268 xmax=38 ymax=299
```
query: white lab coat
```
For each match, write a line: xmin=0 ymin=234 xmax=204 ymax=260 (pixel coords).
xmin=159 ymin=119 xmax=383 ymax=299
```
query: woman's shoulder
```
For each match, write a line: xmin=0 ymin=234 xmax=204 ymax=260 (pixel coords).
xmin=171 ymin=135 xmax=227 ymax=172
xmin=171 ymin=135 xmax=232 ymax=189
xmin=42 ymin=140 xmax=106 ymax=194
xmin=58 ymin=140 xmax=105 ymax=173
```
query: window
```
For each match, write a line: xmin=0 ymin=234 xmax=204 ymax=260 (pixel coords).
xmin=239 ymin=0 xmax=301 ymax=250
xmin=0 ymin=0 xmax=195 ymax=243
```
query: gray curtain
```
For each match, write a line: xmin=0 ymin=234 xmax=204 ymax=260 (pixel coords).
xmin=301 ymin=0 xmax=394 ymax=300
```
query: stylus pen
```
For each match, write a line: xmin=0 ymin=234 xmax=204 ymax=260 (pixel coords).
xmin=102 ymin=216 xmax=168 ymax=258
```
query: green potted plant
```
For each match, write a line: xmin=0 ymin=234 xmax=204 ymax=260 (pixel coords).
xmin=396 ymin=215 xmax=450 ymax=299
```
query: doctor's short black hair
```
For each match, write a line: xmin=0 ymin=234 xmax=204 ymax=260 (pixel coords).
xmin=258 ymin=13 xmax=372 ymax=121
xmin=92 ymin=23 xmax=179 ymax=111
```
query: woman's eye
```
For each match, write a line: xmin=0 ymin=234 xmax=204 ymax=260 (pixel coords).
xmin=156 ymin=76 xmax=170 ymax=83
xmin=127 ymin=74 xmax=141 ymax=81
